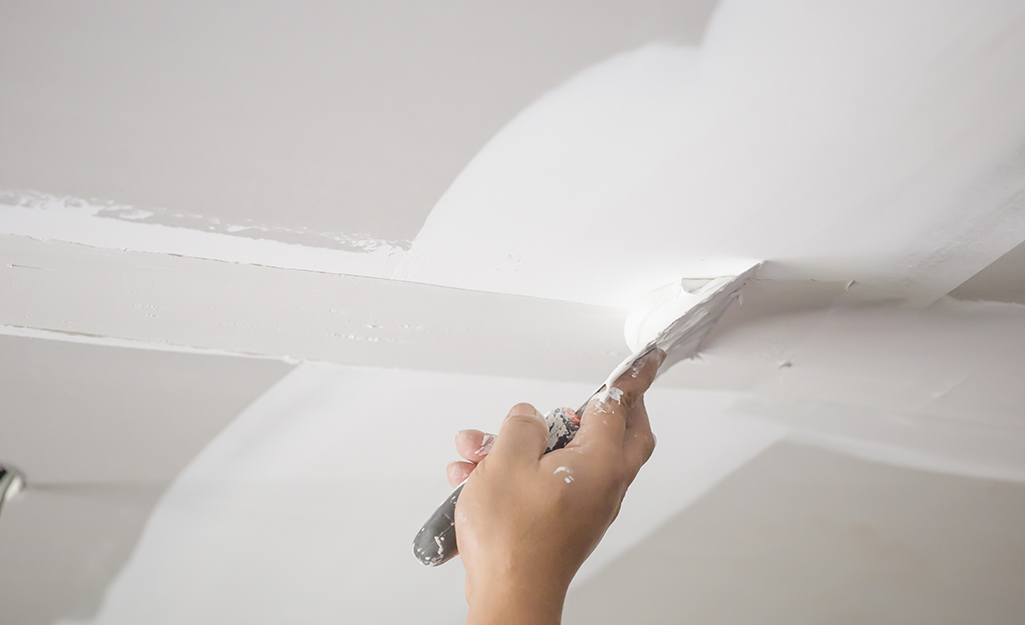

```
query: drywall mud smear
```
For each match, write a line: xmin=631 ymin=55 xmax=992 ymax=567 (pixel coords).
xmin=0 ymin=191 xmax=402 ymax=279
xmin=398 ymin=0 xmax=1025 ymax=308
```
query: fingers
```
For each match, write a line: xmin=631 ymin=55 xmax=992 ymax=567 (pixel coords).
xmin=610 ymin=346 xmax=664 ymax=410
xmin=449 ymin=430 xmax=497 ymax=487
xmin=447 ymin=461 xmax=475 ymax=487
xmin=486 ymin=402 xmax=549 ymax=468
xmin=573 ymin=348 xmax=664 ymax=453
xmin=456 ymin=429 xmax=497 ymax=463
xmin=622 ymin=395 xmax=656 ymax=480
xmin=617 ymin=349 xmax=662 ymax=476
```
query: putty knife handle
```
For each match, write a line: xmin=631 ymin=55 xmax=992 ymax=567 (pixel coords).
xmin=412 ymin=482 xmax=464 ymax=566
xmin=412 ymin=406 xmax=583 ymax=567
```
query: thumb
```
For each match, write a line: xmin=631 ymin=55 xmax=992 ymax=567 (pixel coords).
xmin=486 ymin=403 xmax=549 ymax=468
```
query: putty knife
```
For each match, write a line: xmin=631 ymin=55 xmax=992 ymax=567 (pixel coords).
xmin=412 ymin=264 xmax=760 ymax=567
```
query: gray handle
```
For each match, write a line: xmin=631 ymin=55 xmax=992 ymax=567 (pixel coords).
xmin=412 ymin=482 xmax=464 ymax=566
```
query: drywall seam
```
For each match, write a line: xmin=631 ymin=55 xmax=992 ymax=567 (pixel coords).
xmin=0 ymin=191 xmax=402 ymax=279
xmin=786 ymin=429 xmax=1025 ymax=484
xmin=730 ymin=386 xmax=1025 ymax=484
xmin=0 ymin=234 xmax=633 ymax=383
xmin=0 ymin=324 xmax=300 ymax=362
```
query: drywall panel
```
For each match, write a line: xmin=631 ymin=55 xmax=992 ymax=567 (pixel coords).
xmin=1 ymin=486 xmax=168 ymax=625
xmin=0 ymin=0 xmax=718 ymax=248
xmin=757 ymin=398 xmax=1025 ymax=484
xmin=658 ymin=283 xmax=1025 ymax=420
xmin=926 ymin=355 xmax=1025 ymax=428
xmin=0 ymin=335 xmax=292 ymax=625
xmin=63 ymin=362 xmax=787 ymax=625
xmin=565 ymin=443 xmax=1025 ymax=625
xmin=0 ymin=235 xmax=629 ymax=383
xmin=663 ymin=289 xmax=1025 ymax=482
xmin=398 ymin=0 xmax=1025 ymax=307
xmin=764 ymin=298 xmax=1025 ymax=427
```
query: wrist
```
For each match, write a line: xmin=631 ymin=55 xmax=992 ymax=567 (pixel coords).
xmin=466 ymin=570 xmax=568 ymax=625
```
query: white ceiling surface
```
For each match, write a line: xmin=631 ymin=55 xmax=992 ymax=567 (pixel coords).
xmin=0 ymin=336 xmax=293 ymax=625
xmin=0 ymin=235 xmax=631 ymax=384
xmin=0 ymin=0 xmax=717 ymax=249
xmin=399 ymin=0 xmax=1025 ymax=307
xmin=2 ymin=0 xmax=1025 ymax=624
xmin=566 ymin=444 xmax=1025 ymax=625
xmin=4 ymin=0 xmax=1023 ymax=308
xmin=53 ymin=362 xmax=788 ymax=625
xmin=12 ymin=288 xmax=1024 ymax=625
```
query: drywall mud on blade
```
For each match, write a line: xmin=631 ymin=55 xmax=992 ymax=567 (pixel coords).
xmin=607 ymin=262 xmax=762 ymax=389
xmin=412 ymin=262 xmax=762 ymax=567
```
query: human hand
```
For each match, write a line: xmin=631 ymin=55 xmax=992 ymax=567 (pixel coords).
xmin=449 ymin=347 xmax=665 ymax=625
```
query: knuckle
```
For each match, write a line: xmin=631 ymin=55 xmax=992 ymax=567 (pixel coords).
xmin=642 ymin=432 xmax=656 ymax=461
xmin=603 ymin=463 xmax=630 ymax=494
xmin=621 ymin=387 xmax=642 ymax=407
xmin=504 ymin=413 xmax=548 ymax=442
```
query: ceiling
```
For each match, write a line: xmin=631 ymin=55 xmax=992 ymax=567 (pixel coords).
xmin=2 ymin=1 xmax=1024 ymax=624
xmin=567 ymin=443 xmax=1025 ymax=625
xmin=0 ymin=0 xmax=717 ymax=248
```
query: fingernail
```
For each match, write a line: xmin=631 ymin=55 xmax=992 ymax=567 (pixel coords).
xmin=643 ymin=346 xmax=665 ymax=365
xmin=509 ymin=403 xmax=543 ymax=421
xmin=477 ymin=433 xmax=496 ymax=456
